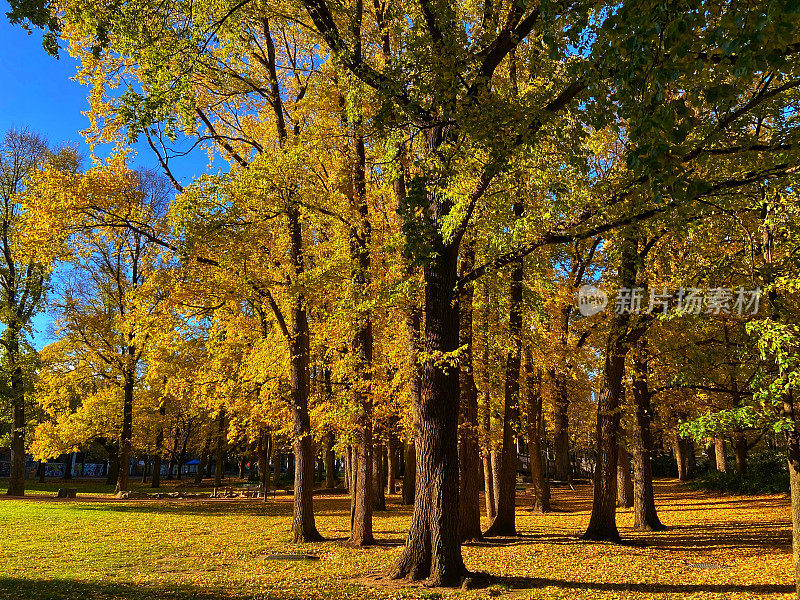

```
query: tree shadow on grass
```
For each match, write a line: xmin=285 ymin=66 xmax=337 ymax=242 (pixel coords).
xmin=0 ymin=577 xmax=256 ymax=600
xmin=487 ymin=575 xmax=794 ymax=595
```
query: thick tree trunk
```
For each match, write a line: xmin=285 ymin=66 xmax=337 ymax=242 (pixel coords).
xmin=714 ymin=438 xmax=728 ymax=473
xmin=583 ymin=232 xmax=638 ymax=542
xmin=401 ymin=439 xmax=416 ymax=505
xmin=215 ymin=409 xmax=226 ymax=487
xmin=458 ymin=241 xmax=482 ymax=541
xmin=631 ymin=340 xmax=664 ymax=531
xmin=390 ymin=237 xmax=465 ymax=585
xmin=325 ymin=432 xmax=336 ymax=489
xmin=36 ymin=461 xmax=45 ymax=483
xmin=484 ymin=200 xmax=523 ymax=538
xmin=6 ymin=337 xmax=26 ymax=497
xmin=552 ymin=372 xmax=572 ymax=483
xmin=115 ymin=376 xmax=134 ymax=495
xmin=524 ymin=352 xmax=550 ymax=513
xmin=616 ymin=443 xmax=634 ymax=508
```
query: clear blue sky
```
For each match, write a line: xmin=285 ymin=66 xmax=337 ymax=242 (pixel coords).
xmin=0 ymin=19 xmax=207 ymax=349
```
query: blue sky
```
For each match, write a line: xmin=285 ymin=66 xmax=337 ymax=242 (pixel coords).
xmin=1 ymin=19 xmax=207 ymax=349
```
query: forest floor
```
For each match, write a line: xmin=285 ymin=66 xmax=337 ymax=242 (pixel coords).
xmin=0 ymin=479 xmax=793 ymax=599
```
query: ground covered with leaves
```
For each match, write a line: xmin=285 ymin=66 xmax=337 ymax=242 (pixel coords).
xmin=0 ymin=479 xmax=793 ymax=599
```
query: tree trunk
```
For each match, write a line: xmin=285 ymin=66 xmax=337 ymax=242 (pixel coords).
xmin=106 ymin=447 xmax=120 ymax=487
xmin=631 ymin=339 xmax=664 ymax=531
xmin=196 ymin=436 xmax=211 ymax=484
xmin=458 ymin=241 xmax=482 ymax=541
xmin=490 ymin=449 xmax=501 ymax=518
xmin=151 ymin=403 xmax=165 ymax=489
xmin=714 ymin=438 xmax=728 ymax=473
xmin=273 ymin=450 xmax=281 ymax=489
xmin=389 ymin=230 xmax=465 ymax=585
xmin=63 ymin=452 xmax=74 ymax=480
xmin=286 ymin=205 xmax=323 ymax=543
xmin=673 ymin=432 xmax=691 ymax=481
xmin=215 ymin=409 xmax=226 ymax=487
xmin=372 ymin=443 xmax=386 ymax=511
xmin=115 ymin=375 xmax=134 ymax=495
xmin=344 ymin=445 xmax=351 ymax=490
xmin=484 ymin=199 xmax=523 ymax=538
xmin=786 ymin=402 xmax=800 ymax=599
xmin=6 ymin=336 xmax=26 ymax=497
xmin=37 ymin=461 xmax=45 ymax=483
xmin=401 ymin=439 xmax=416 ymax=505
xmin=524 ymin=351 xmax=550 ymax=513
xmin=481 ymin=356 xmax=496 ymax=520
xmin=325 ymin=432 xmax=336 ymax=489
xmin=483 ymin=450 xmax=496 ymax=520
xmin=387 ymin=437 xmax=397 ymax=495
xmin=616 ymin=443 xmax=634 ymax=508
xmin=733 ymin=432 xmax=748 ymax=475
xmin=552 ymin=372 xmax=572 ymax=483
xmin=583 ymin=232 xmax=638 ymax=542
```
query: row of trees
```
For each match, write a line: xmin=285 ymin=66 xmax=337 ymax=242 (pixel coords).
xmin=3 ymin=0 xmax=800 ymax=592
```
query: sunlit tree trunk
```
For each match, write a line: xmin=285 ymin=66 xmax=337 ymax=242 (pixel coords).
xmin=524 ymin=350 xmax=550 ymax=513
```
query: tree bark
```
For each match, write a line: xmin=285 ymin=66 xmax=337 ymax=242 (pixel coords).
xmin=325 ymin=432 xmax=336 ymax=489
xmin=5 ymin=332 xmax=30 ymax=496
xmin=616 ymin=442 xmax=634 ymax=508
xmin=552 ymin=371 xmax=572 ymax=483
xmin=387 ymin=436 xmax=397 ymax=495
xmin=458 ymin=240 xmax=482 ymax=541
xmin=372 ymin=443 xmax=386 ymax=511
xmin=714 ymin=438 xmax=728 ymax=473
xmin=483 ymin=450 xmax=496 ymax=520
xmin=390 ymin=219 xmax=465 ymax=585
xmin=583 ymin=232 xmax=638 ymax=542
xmin=785 ymin=394 xmax=800 ymax=600
xmin=481 ymin=353 xmax=496 ymax=520
xmin=524 ymin=351 xmax=550 ymax=513
xmin=115 ymin=375 xmax=134 ymax=495
xmin=215 ymin=409 xmax=226 ymax=487
xmin=273 ymin=450 xmax=281 ymax=489
xmin=631 ymin=339 xmax=664 ymax=531
xmin=401 ymin=439 xmax=416 ymax=505
xmin=490 ymin=449 xmax=502 ymax=518
xmin=484 ymin=200 xmax=523 ymax=538
xmin=63 ymin=452 xmax=74 ymax=481
xmin=106 ymin=446 xmax=120 ymax=487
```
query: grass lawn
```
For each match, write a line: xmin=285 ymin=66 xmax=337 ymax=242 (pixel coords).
xmin=0 ymin=479 xmax=794 ymax=599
